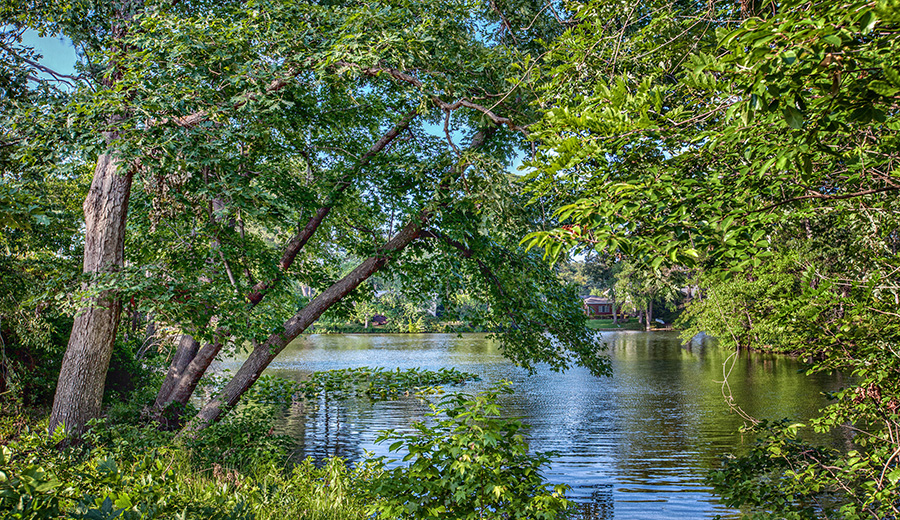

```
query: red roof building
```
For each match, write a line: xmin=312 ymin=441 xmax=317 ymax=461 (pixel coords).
xmin=582 ymin=296 xmax=621 ymax=318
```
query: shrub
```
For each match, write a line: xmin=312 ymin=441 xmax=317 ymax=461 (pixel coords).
xmin=366 ymin=382 xmax=573 ymax=520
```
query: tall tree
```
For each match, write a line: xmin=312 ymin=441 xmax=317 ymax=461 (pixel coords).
xmin=8 ymin=0 xmax=608 ymax=436
xmin=33 ymin=0 xmax=145 ymax=437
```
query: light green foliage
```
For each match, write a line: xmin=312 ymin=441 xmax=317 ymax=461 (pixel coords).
xmin=89 ymin=0 xmax=543 ymax=348
xmin=555 ymin=254 xmax=618 ymax=296
xmin=524 ymin=0 xmax=899 ymax=272
xmin=0 ymin=380 xmax=572 ymax=520
xmin=678 ymin=252 xmax=807 ymax=352
xmin=367 ymin=383 xmax=572 ymax=520
xmin=612 ymin=259 xmax=685 ymax=325
xmin=526 ymin=0 xmax=900 ymax=516
xmin=0 ymin=430 xmax=255 ymax=519
xmin=245 ymin=367 xmax=480 ymax=405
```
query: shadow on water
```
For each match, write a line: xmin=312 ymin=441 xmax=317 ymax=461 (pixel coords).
xmin=221 ymin=331 xmax=843 ymax=520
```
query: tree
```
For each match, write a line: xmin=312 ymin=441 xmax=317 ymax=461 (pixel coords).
xmin=0 ymin=25 xmax=88 ymax=406
xmin=6 ymin=0 xmax=608 ymax=436
xmin=525 ymin=0 xmax=900 ymax=515
xmin=613 ymin=260 xmax=683 ymax=330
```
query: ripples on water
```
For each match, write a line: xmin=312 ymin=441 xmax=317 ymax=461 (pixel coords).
xmin=221 ymin=331 xmax=843 ymax=520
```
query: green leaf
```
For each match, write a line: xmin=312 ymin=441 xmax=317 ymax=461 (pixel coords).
xmin=884 ymin=66 xmax=900 ymax=87
xmin=888 ymin=467 xmax=900 ymax=485
xmin=783 ymin=106 xmax=804 ymax=129
xmin=868 ymin=80 xmax=899 ymax=96
xmin=858 ymin=10 xmax=877 ymax=33
xmin=822 ymin=34 xmax=842 ymax=46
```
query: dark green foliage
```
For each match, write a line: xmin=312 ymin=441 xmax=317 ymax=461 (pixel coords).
xmin=0 ymin=427 xmax=371 ymax=520
xmin=182 ymin=404 xmax=295 ymax=472
xmin=367 ymin=382 xmax=573 ymax=520
xmin=711 ymin=418 xmax=900 ymax=520
xmin=0 ymin=429 xmax=256 ymax=520
xmin=0 ymin=23 xmax=88 ymax=408
xmin=709 ymin=420 xmax=836 ymax=520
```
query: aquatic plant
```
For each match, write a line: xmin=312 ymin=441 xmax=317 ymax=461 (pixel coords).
xmin=244 ymin=367 xmax=480 ymax=406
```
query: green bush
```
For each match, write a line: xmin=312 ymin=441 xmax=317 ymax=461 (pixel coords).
xmin=366 ymin=382 xmax=573 ymax=520
xmin=184 ymin=402 xmax=294 ymax=472
xmin=0 ymin=420 xmax=370 ymax=520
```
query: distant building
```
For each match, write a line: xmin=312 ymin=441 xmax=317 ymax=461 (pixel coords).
xmin=582 ymin=296 xmax=621 ymax=318
xmin=371 ymin=314 xmax=388 ymax=326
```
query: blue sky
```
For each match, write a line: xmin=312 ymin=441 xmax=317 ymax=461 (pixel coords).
xmin=21 ymin=30 xmax=77 ymax=76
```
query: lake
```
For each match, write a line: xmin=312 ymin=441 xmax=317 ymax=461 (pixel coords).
xmin=221 ymin=331 xmax=846 ymax=519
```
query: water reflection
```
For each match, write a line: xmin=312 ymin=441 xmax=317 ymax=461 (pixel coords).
xmin=222 ymin=331 xmax=841 ymax=519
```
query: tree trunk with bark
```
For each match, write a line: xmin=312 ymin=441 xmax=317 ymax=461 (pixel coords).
xmin=151 ymin=333 xmax=201 ymax=425
xmin=49 ymin=151 xmax=133 ymax=436
xmin=156 ymin=338 xmax=223 ymax=412
xmin=184 ymin=216 xmax=426 ymax=431
xmin=150 ymin=112 xmax=419 ymax=422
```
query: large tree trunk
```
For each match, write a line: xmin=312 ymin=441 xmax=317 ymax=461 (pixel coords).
xmin=50 ymin=151 xmax=133 ymax=437
xmin=184 ymin=216 xmax=426 ymax=431
xmin=646 ymin=300 xmax=653 ymax=331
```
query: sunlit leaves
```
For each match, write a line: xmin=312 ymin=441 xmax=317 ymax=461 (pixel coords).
xmin=526 ymin=1 xmax=900 ymax=516
xmin=367 ymin=383 xmax=572 ymax=520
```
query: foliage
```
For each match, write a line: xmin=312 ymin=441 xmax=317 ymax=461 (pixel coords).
xmin=0 ymin=429 xmax=254 ymax=519
xmin=524 ymin=0 xmax=899 ymax=272
xmin=554 ymin=255 xmax=619 ymax=297
xmin=0 ymin=24 xmax=89 ymax=408
xmin=678 ymin=262 xmax=798 ymax=352
xmin=316 ymin=290 xmax=479 ymax=334
xmin=0 ymin=377 xmax=578 ymax=520
xmin=711 ymin=419 xmax=900 ymax=520
xmin=0 ymin=420 xmax=370 ymax=520
xmin=245 ymin=367 xmax=480 ymax=406
xmin=367 ymin=382 xmax=572 ymax=520
xmin=3 ymin=0 xmax=610 ymax=435
xmin=524 ymin=0 xmax=900 ymax=517
xmin=613 ymin=259 xmax=686 ymax=326
xmin=179 ymin=404 xmax=296 ymax=472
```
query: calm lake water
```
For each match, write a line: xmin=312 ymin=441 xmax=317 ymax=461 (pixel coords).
xmin=222 ymin=331 xmax=847 ymax=519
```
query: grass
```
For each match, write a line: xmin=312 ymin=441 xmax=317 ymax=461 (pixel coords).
xmin=586 ymin=318 xmax=645 ymax=330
